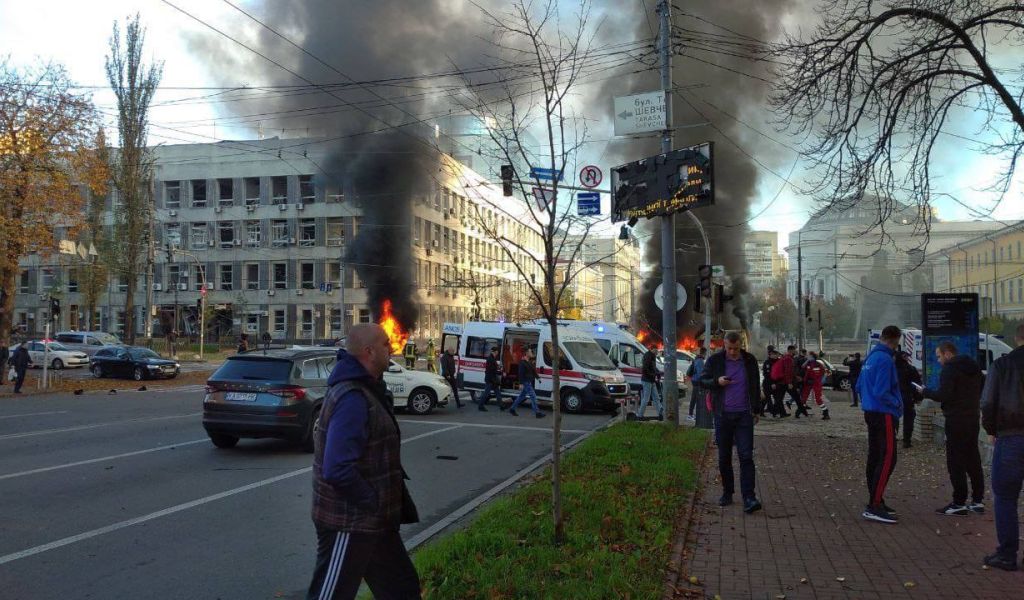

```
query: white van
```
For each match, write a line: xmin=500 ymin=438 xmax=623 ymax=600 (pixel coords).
xmin=867 ymin=328 xmax=1012 ymax=372
xmin=457 ymin=321 xmax=627 ymax=413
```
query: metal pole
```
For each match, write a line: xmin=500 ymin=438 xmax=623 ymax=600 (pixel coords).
xmin=199 ymin=260 xmax=206 ymax=361
xmin=43 ymin=319 xmax=50 ymax=389
xmin=686 ymin=210 xmax=712 ymax=357
xmin=145 ymin=176 xmax=155 ymax=341
xmin=658 ymin=0 xmax=679 ymax=426
xmin=339 ymin=257 xmax=346 ymax=342
xmin=797 ymin=230 xmax=803 ymax=350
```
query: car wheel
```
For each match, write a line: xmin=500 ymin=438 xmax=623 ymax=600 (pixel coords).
xmin=51 ymin=358 xmax=64 ymax=370
xmin=561 ymin=388 xmax=583 ymax=414
xmin=838 ymin=377 xmax=851 ymax=391
xmin=408 ymin=388 xmax=436 ymax=415
xmin=301 ymin=405 xmax=321 ymax=453
xmin=91 ymin=364 xmax=105 ymax=378
xmin=133 ymin=367 xmax=144 ymax=381
xmin=208 ymin=433 xmax=239 ymax=449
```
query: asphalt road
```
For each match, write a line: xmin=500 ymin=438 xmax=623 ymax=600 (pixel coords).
xmin=0 ymin=387 xmax=613 ymax=599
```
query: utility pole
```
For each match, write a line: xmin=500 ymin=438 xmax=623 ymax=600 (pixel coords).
xmin=796 ymin=230 xmax=803 ymax=350
xmin=657 ymin=0 xmax=679 ymax=426
xmin=144 ymin=176 xmax=155 ymax=341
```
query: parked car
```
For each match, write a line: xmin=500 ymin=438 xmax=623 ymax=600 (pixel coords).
xmin=8 ymin=340 xmax=90 ymax=370
xmin=384 ymin=359 xmax=452 ymax=415
xmin=54 ymin=331 xmax=124 ymax=357
xmin=90 ymin=346 xmax=180 ymax=381
xmin=818 ymin=358 xmax=851 ymax=391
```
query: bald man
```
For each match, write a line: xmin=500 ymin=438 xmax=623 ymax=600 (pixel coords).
xmin=307 ymin=324 xmax=421 ymax=599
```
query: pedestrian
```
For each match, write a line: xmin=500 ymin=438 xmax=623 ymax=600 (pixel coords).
xmin=0 ymin=342 xmax=8 ymax=385
xmin=10 ymin=341 xmax=32 ymax=394
xmin=857 ymin=325 xmax=903 ymax=524
xmin=261 ymin=330 xmax=271 ymax=352
xmin=922 ymin=341 xmax=985 ymax=517
xmin=801 ymin=351 xmax=830 ymax=420
xmin=844 ymin=352 xmax=863 ymax=407
xmin=509 ymin=348 xmax=545 ymax=418
xmin=771 ymin=345 xmax=805 ymax=417
xmin=237 ymin=333 xmax=249 ymax=354
xmin=306 ymin=324 xmax=421 ymax=599
xmin=425 ymin=339 xmax=436 ymax=373
xmin=980 ymin=323 xmax=1024 ymax=571
xmin=758 ymin=346 xmax=776 ymax=417
xmin=403 ymin=341 xmax=416 ymax=370
xmin=439 ymin=348 xmax=462 ymax=408
xmin=699 ymin=331 xmax=762 ymax=513
xmin=686 ymin=346 xmax=707 ymax=421
xmin=476 ymin=346 xmax=504 ymax=411
xmin=894 ymin=351 xmax=922 ymax=448
xmin=637 ymin=345 xmax=664 ymax=420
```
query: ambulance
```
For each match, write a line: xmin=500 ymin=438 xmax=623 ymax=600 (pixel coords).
xmin=457 ymin=321 xmax=628 ymax=413
xmin=867 ymin=328 xmax=1012 ymax=372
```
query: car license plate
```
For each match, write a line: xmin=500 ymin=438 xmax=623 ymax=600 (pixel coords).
xmin=226 ymin=392 xmax=258 ymax=402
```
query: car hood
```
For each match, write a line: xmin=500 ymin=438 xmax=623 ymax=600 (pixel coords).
xmin=142 ymin=358 xmax=178 ymax=366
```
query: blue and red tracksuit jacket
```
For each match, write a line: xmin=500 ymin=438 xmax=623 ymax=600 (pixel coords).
xmin=856 ymin=344 xmax=903 ymax=418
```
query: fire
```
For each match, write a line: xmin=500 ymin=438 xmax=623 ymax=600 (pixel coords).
xmin=377 ymin=299 xmax=408 ymax=354
xmin=636 ymin=329 xmax=663 ymax=350
xmin=677 ymin=336 xmax=699 ymax=352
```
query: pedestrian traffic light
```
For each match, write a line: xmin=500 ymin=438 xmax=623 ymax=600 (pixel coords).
xmin=714 ymin=284 xmax=734 ymax=314
xmin=500 ymin=165 xmax=514 ymax=197
xmin=49 ymin=297 xmax=61 ymax=318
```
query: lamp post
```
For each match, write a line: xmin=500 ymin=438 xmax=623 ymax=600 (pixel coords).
xmin=169 ymin=248 xmax=207 ymax=360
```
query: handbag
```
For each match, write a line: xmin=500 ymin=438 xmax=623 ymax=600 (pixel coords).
xmin=8 ymin=366 xmax=16 ymax=381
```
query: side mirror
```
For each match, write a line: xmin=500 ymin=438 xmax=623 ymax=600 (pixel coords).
xmin=612 ymin=358 xmax=620 ymax=366
xmin=388 ymin=364 xmax=402 ymax=373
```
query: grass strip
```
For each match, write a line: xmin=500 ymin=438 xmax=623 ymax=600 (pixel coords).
xmin=413 ymin=422 xmax=708 ymax=599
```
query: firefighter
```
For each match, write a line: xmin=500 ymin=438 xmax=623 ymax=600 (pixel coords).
xmin=404 ymin=341 xmax=417 ymax=369
xmin=801 ymin=351 xmax=830 ymax=420
xmin=426 ymin=339 xmax=437 ymax=373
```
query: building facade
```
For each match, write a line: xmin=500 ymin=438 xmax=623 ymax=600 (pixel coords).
xmin=744 ymin=230 xmax=786 ymax=295
xmin=928 ymin=221 xmax=1024 ymax=320
xmin=562 ymin=234 xmax=642 ymax=324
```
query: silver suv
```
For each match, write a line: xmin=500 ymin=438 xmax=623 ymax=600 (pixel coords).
xmin=54 ymin=331 xmax=124 ymax=357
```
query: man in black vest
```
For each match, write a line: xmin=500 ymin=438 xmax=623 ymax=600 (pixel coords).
xmin=307 ymin=324 xmax=421 ymax=599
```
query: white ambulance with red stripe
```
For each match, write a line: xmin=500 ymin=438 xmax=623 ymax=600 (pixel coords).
xmin=456 ymin=321 xmax=628 ymax=413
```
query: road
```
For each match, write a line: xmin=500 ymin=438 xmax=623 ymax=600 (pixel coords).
xmin=0 ymin=387 xmax=613 ymax=599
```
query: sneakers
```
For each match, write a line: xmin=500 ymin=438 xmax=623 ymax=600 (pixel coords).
xmin=477 ymin=405 xmax=487 ymax=412
xmin=718 ymin=493 xmax=733 ymax=506
xmin=509 ymin=409 xmax=519 ymax=416
xmin=880 ymin=501 xmax=897 ymax=515
xmin=821 ymin=409 xmax=830 ymax=421
xmin=686 ymin=414 xmax=696 ymax=421
xmin=903 ymin=440 xmax=913 ymax=449
xmin=936 ymin=502 xmax=969 ymax=516
xmin=862 ymin=504 xmax=898 ymax=524
xmin=743 ymin=497 xmax=763 ymax=514
xmin=984 ymin=553 xmax=1019 ymax=571
xmin=969 ymin=502 xmax=986 ymax=514
xmin=535 ymin=412 xmax=546 ymax=418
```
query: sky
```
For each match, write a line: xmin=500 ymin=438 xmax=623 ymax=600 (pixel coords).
xmin=3 ymin=0 xmax=1022 ymax=255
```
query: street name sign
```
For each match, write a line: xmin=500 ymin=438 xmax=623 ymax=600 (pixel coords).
xmin=613 ymin=91 xmax=666 ymax=136
xmin=529 ymin=167 xmax=562 ymax=181
xmin=576 ymin=192 xmax=600 ymax=216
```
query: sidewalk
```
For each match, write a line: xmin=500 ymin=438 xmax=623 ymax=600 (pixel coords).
xmin=669 ymin=394 xmax=1022 ymax=599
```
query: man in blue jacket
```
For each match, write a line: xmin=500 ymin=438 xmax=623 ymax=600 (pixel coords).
xmin=307 ymin=324 xmax=421 ymax=599
xmin=857 ymin=325 xmax=903 ymax=524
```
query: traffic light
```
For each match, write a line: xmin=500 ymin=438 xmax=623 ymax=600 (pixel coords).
xmin=804 ymin=297 xmax=812 ymax=321
xmin=698 ymin=264 xmax=712 ymax=298
xmin=714 ymin=284 xmax=734 ymax=314
xmin=500 ymin=165 xmax=514 ymax=197
xmin=49 ymin=297 xmax=61 ymax=319
xmin=197 ymin=298 xmax=203 ymax=313
xmin=693 ymin=283 xmax=703 ymax=313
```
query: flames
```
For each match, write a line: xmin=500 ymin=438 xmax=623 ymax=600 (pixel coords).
xmin=377 ymin=299 xmax=408 ymax=354
xmin=637 ymin=329 xmax=700 ymax=353
xmin=677 ymin=336 xmax=699 ymax=352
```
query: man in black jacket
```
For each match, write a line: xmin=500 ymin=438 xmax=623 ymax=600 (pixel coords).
xmin=844 ymin=353 xmax=863 ymax=407
xmin=439 ymin=349 xmax=462 ymax=408
xmin=10 ymin=342 xmax=32 ymax=394
xmin=637 ymin=346 xmax=664 ymax=420
xmin=476 ymin=346 xmax=504 ymax=411
xmin=508 ymin=348 xmax=544 ymax=418
xmin=699 ymin=332 xmax=762 ymax=514
xmin=895 ymin=351 xmax=922 ymax=448
xmin=923 ymin=341 xmax=985 ymax=516
xmin=980 ymin=324 xmax=1024 ymax=571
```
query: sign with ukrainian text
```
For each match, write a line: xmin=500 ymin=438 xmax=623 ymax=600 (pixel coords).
xmin=921 ymin=293 xmax=979 ymax=389
xmin=610 ymin=142 xmax=714 ymax=222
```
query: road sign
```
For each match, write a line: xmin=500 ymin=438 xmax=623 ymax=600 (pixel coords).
xmin=576 ymin=192 xmax=600 ymax=216
xmin=611 ymin=141 xmax=714 ymax=222
xmin=532 ymin=187 xmax=554 ymax=211
xmin=613 ymin=91 xmax=666 ymax=136
xmin=654 ymin=282 xmax=687 ymax=312
xmin=579 ymin=165 xmax=603 ymax=188
xmin=711 ymin=265 xmax=726 ymax=277
xmin=529 ymin=167 xmax=562 ymax=181
xmin=320 ymin=282 xmax=333 ymax=293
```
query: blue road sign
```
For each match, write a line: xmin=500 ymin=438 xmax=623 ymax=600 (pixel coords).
xmin=577 ymin=191 xmax=601 ymax=216
xmin=320 ymin=282 xmax=333 ymax=293
xmin=530 ymin=167 xmax=563 ymax=181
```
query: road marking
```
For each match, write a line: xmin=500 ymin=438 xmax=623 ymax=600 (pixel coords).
xmin=0 ymin=411 xmax=68 ymax=421
xmin=0 ymin=439 xmax=209 ymax=481
xmin=149 ymin=385 xmax=206 ymax=393
xmin=0 ymin=413 xmax=202 ymax=441
xmin=399 ymin=418 xmax=588 ymax=434
xmin=0 ymin=422 xmax=460 ymax=565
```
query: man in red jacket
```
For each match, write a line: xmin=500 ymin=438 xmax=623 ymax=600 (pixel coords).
xmin=801 ymin=352 xmax=830 ymax=420
xmin=772 ymin=345 xmax=809 ymax=418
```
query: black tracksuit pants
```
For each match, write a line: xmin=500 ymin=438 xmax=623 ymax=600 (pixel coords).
xmin=307 ymin=526 xmax=420 ymax=600
xmin=902 ymin=404 xmax=916 ymax=443
xmin=865 ymin=411 xmax=899 ymax=507
xmin=944 ymin=414 xmax=985 ymax=506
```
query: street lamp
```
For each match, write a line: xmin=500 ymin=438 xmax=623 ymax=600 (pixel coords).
xmin=169 ymin=248 xmax=208 ymax=360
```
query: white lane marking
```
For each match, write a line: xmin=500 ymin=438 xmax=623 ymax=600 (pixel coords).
xmin=0 ymin=413 xmax=202 ymax=442
xmin=0 ymin=439 xmax=209 ymax=481
xmin=404 ymin=422 xmax=605 ymax=551
xmin=0 ymin=422 xmax=460 ymax=565
xmin=0 ymin=411 xmax=68 ymax=421
xmin=398 ymin=418 xmax=587 ymax=434
xmin=149 ymin=385 xmax=206 ymax=393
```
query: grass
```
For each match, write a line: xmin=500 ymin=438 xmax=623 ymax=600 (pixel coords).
xmin=412 ymin=422 xmax=709 ymax=599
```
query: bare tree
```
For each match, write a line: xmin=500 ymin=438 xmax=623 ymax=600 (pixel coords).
xmin=452 ymin=0 xmax=621 ymax=543
xmin=106 ymin=13 xmax=163 ymax=344
xmin=771 ymin=1 xmax=1024 ymax=241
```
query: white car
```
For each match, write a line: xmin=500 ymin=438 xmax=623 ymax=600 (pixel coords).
xmin=385 ymin=360 xmax=452 ymax=415
xmin=9 ymin=340 xmax=90 ymax=370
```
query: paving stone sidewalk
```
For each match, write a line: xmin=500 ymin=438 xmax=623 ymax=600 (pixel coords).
xmin=671 ymin=394 xmax=1023 ymax=599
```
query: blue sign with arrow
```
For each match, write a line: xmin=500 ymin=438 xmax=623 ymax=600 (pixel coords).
xmin=577 ymin=192 xmax=601 ymax=216
xmin=529 ymin=167 xmax=563 ymax=181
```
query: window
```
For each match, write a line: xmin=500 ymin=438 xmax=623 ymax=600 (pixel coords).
xmin=67 ymin=268 xmax=79 ymax=293
xmin=166 ymin=223 xmax=182 ymax=248
xmin=299 ymin=175 xmax=315 ymax=203
xmin=42 ymin=269 xmax=55 ymax=291
xmin=245 ymin=220 xmax=261 ymax=247
xmin=326 ymin=262 xmax=341 ymax=286
xmin=326 ymin=218 xmax=344 ymax=247
xmin=168 ymin=264 xmax=183 ymax=288
xmin=190 ymin=222 xmax=209 ymax=247
xmin=220 ymin=264 xmax=233 ymax=290
xmin=271 ymin=176 xmax=287 ymax=204
xmin=218 ymin=221 xmax=235 ymax=248
xmin=273 ymin=309 xmax=285 ymax=334
xmin=466 ymin=336 xmax=500 ymax=359
xmin=193 ymin=265 xmax=206 ymax=291
xmin=299 ymin=218 xmax=316 ymax=247
xmin=1019 ymin=279 xmax=1023 ymax=304
xmin=244 ymin=177 xmax=260 ymax=207
xmin=542 ymin=342 xmax=571 ymax=370
xmin=245 ymin=263 xmax=260 ymax=290
xmin=301 ymin=309 xmax=313 ymax=334
xmin=191 ymin=180 xmax=207 ymax=208
xmin=218 ymin=179 xmax=233 ymax=206
xmin=1001 ymin=247 xmax=1005 ymax=261
xmin=165 ymin=181 xmax=181 ymax=209
xmin=273 ymin=263 xmax=288 ymax=289
xmin=300 ymin=262 xmax=315 ymax=289
xmin=1001 ymin=281 xmax=1007 ymax=303
xmin=18 ymin=270 xmax=29 ymax=293
xmin=271 ymin=220 xmax=289 ymax=247
xmin=358 ymin=308 xmax=371 ymax=323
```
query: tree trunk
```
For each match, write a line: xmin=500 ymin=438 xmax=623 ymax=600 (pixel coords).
xmin=124 ymin=283 xmax=136 ymax=344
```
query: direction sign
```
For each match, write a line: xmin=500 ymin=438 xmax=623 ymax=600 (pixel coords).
xmin=711 ymin=265 xmax=726 ymax=278
xmin=654 ymin=282 xmax=687 ymax=312
xmin=529 ymin=167 xmax=563 ymax=181
xmin=579 ymin=165 xmax=603 ymax=188
xmin=613 ymin=91 xmax=666 ymax=136
xmin=576 ymin=192 xmax=600 ymax=216
xmin=319 ymin=282 xmax=333 ymax=293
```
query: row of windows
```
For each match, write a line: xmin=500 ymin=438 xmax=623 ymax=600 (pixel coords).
xmin=163 ymin=175 xmax=316 ymax=209
xmin=164 ymin=218 xmax=347 ymax=250
xmin=956 ymin=239 xmax=1024 ymax=273
xmin=958 ymin=279 xmax=1024 ymax=306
